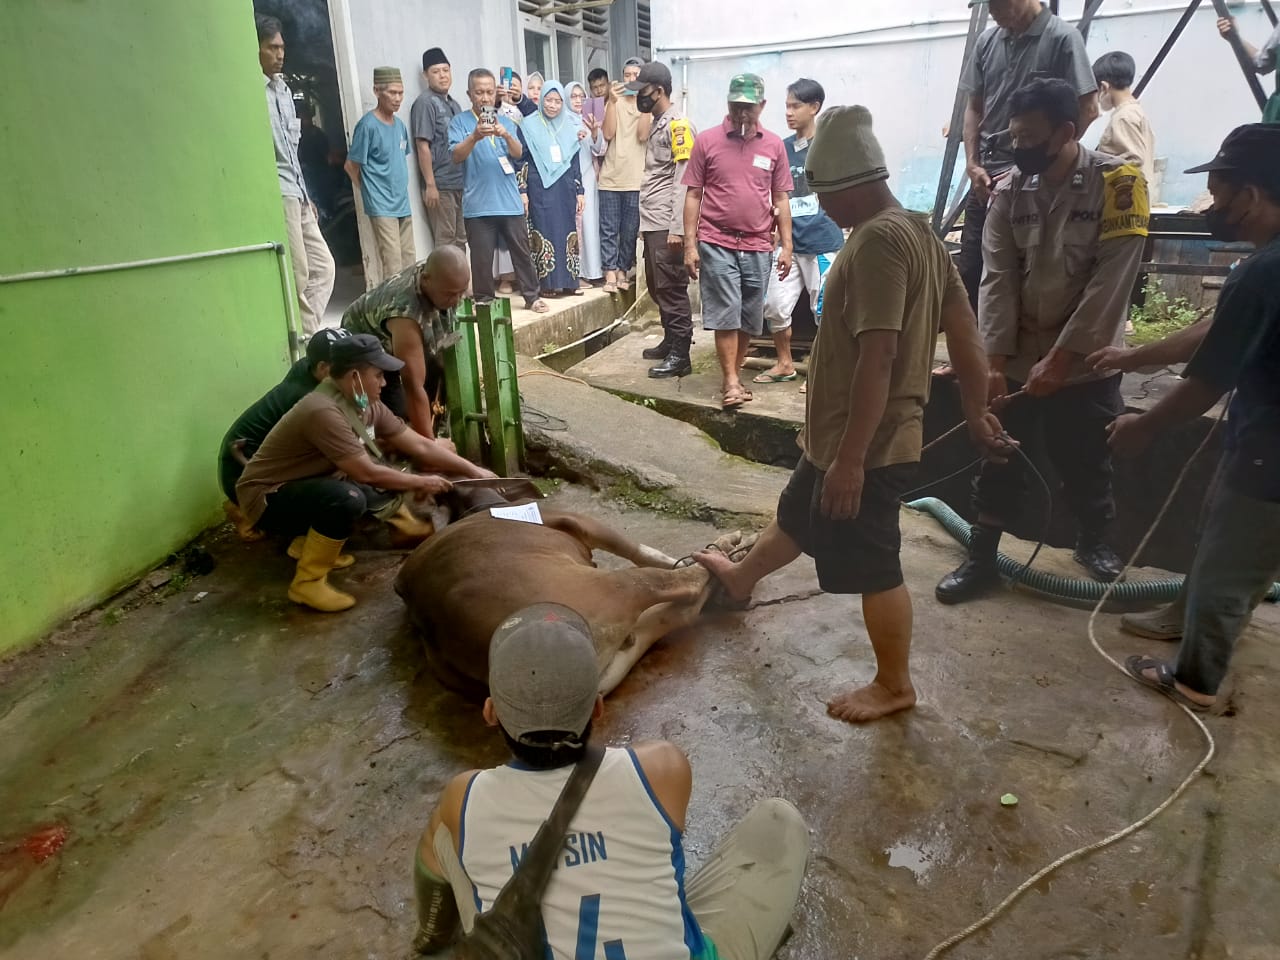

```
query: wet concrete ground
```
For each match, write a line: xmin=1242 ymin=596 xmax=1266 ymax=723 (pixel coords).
xmin=3 ymin=478 xmax=1278 ymax=960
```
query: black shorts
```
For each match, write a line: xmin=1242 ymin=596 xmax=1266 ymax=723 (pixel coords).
xmin=776 ymin=458 xmax=918 ymax=595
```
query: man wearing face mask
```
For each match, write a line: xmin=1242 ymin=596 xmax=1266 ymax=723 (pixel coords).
xmin=235 ymin=335 xmax=453 ymax=613
xmin=632 ymin=60 xmax=697 ymax=378
xmin=1096 ymin=124 xmax=1280 ymax=712
xmin=956 ymin=0 xmax=1100 ymax=313
xmin=937 ymin=78 xmax=1149 ymax=604
xmin=683 ymin=74 xmax=794 ymax=410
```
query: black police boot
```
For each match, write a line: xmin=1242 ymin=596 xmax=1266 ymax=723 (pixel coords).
xmin=1074 ymin=535 xmax=1124 ymax=582
xmin=935 ymin=523 xmax=1003 ymax=605
xmin=649 ymin=345 xmax=692 ymax=378
xmin=641 ymin=336 xmax=672 ymax=361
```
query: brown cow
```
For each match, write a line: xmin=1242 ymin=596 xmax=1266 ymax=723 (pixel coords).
xmin=394 ymin=491 xmax=749 ymax=700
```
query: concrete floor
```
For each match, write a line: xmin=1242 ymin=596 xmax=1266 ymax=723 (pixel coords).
xmin=3 ymin=477 xmax=1279 ymax=959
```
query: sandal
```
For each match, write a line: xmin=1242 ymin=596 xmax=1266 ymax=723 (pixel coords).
xmin=721 ymin=386 xmax=748 ymax=410
xmin=1123 ymin=655 xmax=1214 ymax=713
xmin=752 ymin=371 xmax=797 ymax=384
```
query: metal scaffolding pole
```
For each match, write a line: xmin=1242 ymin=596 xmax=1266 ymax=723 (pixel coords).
xmin=930 ymin=3 xmax=989 ymax=233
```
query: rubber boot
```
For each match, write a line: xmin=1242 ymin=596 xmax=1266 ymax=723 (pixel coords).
xmin=935 ymin=523 xmax=1003 ymax=605
xmin=288 ymin=536 xmax=355 ymax=569
xmin=287 ymin=530 xmax=356 ymax=612
xmin=386 ymin=502 xmax=436 ymax=547
xmin=642 ymin=336 xmax=672 ymax=360
xmin=649 ymin=342 xmax=692 ymax=379
xmin=1121 ymin=590 xmax=1186 ymax=641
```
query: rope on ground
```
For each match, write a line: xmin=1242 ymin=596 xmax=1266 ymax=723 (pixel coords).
xmin=518 ymin=368 xmax=591 ymax=387
xmin=922 ymin=411 xmax=1225 ymax=960
xmin=519 ymin=397 xmax=569 ymax=432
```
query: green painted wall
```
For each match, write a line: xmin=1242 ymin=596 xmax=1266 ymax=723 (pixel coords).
xmin=0 ymin=1 xmax=292 ymax=652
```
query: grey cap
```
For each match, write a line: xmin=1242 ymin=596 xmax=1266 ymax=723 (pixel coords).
xmin=488 ymin=603 xmax=599 ymax=745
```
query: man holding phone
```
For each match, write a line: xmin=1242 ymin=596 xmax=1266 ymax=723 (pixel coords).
xmin=599 ymin=57 xmax=653 ymax=292
xmin=449 ymin=68 xmax=547 ymax=313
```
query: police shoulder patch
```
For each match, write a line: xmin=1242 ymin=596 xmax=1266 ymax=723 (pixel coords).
xmin=1100 ymin=163 xmax=1150 ymax=241
xmin=669 ymin=117 xmax=694 ymax=162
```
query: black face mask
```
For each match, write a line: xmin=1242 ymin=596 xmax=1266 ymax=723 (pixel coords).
xmin=1205 ymin=191 xmax=1244 ymax=242
xmin=636 ymin=93 xmax=656 ymax=114
xmin=1013 ymin=142 xmax=1058 ymax=176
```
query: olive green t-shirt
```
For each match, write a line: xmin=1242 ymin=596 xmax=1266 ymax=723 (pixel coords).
xmin=800 ymin=207 xmax=965 ymax=471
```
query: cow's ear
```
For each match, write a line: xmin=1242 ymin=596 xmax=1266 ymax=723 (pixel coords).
xmin=482 ymin=698 xmax=499 ymax=727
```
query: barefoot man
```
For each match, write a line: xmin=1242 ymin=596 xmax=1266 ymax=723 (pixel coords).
xmin=695 ymin=106 xmax=1008 ymax=723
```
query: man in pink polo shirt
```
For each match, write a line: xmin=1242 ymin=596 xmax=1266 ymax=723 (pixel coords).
xmin=683 ymin=74 xmax=794 ymax=410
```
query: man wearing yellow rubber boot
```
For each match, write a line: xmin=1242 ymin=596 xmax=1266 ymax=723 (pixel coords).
xmin=236 ymin=334 xmax=452 ymax=612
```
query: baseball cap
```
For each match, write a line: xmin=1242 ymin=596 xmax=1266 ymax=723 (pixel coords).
xmin=625 ymin=61 xmax=672 ymax=92
xmin=727 ymin=73 xmax=765 ymax=104
xmin=329 ymin=332 xmax=405 ymax=372
xmin=488 ymin=603 xmax=600 ymax=745
xmin=305 ymin=327 xmax=351 ymax=368
xmin=1184 ymin=124 xmax=1280 ymax=191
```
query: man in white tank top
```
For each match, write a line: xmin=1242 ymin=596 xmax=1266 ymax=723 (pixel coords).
xmin=409 ymin=603 xmax=809 ymax=960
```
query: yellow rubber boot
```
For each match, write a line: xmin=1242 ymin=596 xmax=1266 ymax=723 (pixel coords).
xmin=288 ymin=536 xmax=355 ymax=569
xmin=287 ymin=530 xmax=356 ymax=612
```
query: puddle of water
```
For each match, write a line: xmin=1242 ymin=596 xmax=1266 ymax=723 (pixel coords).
xmin=884 ymin=832 xmax=952 ymax=882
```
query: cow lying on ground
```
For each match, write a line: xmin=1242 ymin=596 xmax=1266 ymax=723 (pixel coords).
xmin=394 ymin=489 xmax=750 ymax=699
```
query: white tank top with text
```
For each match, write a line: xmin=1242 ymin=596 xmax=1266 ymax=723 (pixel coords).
xmin=459 ymin=747 xmax=707 ymax=960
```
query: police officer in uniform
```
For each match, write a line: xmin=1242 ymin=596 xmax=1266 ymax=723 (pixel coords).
xmin=938 ymin=78 xmax=1149 ymax=604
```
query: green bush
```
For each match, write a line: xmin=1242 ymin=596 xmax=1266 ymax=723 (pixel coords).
xmin=1129 ymin=278 xmax=1207 ymax=345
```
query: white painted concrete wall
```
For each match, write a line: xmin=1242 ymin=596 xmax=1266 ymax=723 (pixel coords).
xmin=333 ymin=0 xmax=521 ymax=275
xmin=652 ymin=0 xmax=1277 ymax=210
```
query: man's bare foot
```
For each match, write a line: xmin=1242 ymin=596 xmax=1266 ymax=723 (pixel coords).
xmin=223 ymin=500 xmax=263 ymax=542
xmin=827 ymin=680 xmax=917 ymax=723
xmin=692 ymin=548 xmax=752 ymax=603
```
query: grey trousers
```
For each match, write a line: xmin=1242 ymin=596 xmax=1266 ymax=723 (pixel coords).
xmin=1175 ymin=483 xmax=1280 ymax=696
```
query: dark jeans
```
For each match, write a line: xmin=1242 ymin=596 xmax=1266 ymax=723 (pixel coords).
xmin=465 ymin=215 xmax=539 ymax=306
xmin=219 ymin=454 xmax=243 ymax=503
xmin=642 ymin=230 xmax=693 ymax=347
xmin=973 ymin=375 xmax=1124 ymax=537
xmin=258 ymin=477 xmax=390 ymax=541
xmin=599 ymin=189 xmax=640 ymax=272
xmin=1175 ymin=484 xmax=1280 ymax=696
xmin=956 ymin=188 xmax=990 ymax=312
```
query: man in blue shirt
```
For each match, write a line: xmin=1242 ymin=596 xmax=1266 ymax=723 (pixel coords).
xmin=757 ymin=78 xmax=846 ymax=385
xmin=346 ymin=66 xmax=416 ymax=288
xmin=449 ymin=68 xmax=546 ymax=313
xmin=1102 ymin=125 xmax=1280 ymax=713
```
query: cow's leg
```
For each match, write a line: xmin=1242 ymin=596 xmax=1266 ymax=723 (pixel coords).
xmin=542 ymin=511 xmax=708 ymax=569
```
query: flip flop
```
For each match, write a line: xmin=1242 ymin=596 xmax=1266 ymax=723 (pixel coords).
xmin=1123 ymin=655 xmax=1213 ymax=713
xmin=752 ymin=371 xmax=798 ymax=384
xmin=799 ymin=382 xmax=807 ymax=394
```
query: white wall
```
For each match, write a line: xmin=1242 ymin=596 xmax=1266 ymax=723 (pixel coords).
xmin=333 ymin=0 xmax=520 ymax=274
xmin=652 ymin=0 xmax=1276 ymax=210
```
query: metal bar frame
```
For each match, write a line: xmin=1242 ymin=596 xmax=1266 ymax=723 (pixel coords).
xmin=931 ymin=3 xmax=989 ymax=232
xmin=445 ymin=301 xmax=485 ymax=463
xmin=1134 ymin=0 xmax=1203 ymax=96
xmin=1210 ymin=0 xmax=1270 ymax=108
xmin=1261 ymin=0 xmax=1279 ymax=27
xmin=1077 ymin=0 xmax=1108 ymax=43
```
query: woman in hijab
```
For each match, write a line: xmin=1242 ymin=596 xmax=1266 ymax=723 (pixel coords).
xmin=568 ymin=80 xmax=607 ymax=288
xmin=517 ymin=81 xmax=585 ymax=297
xmin=524 ymin=72 xmax=544 ymax=107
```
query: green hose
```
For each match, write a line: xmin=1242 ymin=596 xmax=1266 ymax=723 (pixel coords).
xmin=907 ymin=497 xmax=1280 ymax=604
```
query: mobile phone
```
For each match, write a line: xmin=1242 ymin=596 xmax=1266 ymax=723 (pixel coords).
xmin=479 ymin=105 xmax=497 ymax=126
xmin=501 ymin=66 xmax=514 ymax=90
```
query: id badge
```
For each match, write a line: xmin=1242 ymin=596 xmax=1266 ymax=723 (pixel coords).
xmin=498 ymin=156 xmax=515 ymax=175
xmin=793 ymin=136 xmax=809 ymax=152
xmin=752 ymin=154 xmax=772 ymax=171
xmin=549 ymin=144 xmax=563 ymax=164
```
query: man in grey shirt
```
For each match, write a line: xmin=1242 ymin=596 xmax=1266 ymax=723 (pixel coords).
xmin=410 ymin=47 xmax=466 ymax=251
xmin=956 ymin=0 xmax=1099 ymax=311
xmin=257 ymin=14 xmax=336 ymax=336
